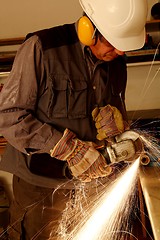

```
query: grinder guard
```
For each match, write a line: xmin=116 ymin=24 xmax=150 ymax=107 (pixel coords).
xmin=105 ymin=130 xmax=150 ymax=165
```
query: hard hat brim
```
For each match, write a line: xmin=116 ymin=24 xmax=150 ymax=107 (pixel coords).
xmin=99 ymin=29 xmax=146 ymax=52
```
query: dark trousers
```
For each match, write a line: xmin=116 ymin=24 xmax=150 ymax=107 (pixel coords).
xmin=8 ymin=175 xmax=72 ymax=240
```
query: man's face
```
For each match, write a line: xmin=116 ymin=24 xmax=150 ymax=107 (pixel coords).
xmin=90 ymin=36 xmax=124 ymax=61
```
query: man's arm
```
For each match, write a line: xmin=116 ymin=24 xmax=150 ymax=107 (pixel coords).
xmin=0 ymin=36 xmax=62 ymax=155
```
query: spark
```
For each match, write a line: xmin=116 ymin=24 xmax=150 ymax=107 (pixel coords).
xmin=141 ymin=42 xmax=160 ymax=98
xmin=72 ymin=159 xmax=139 ymax=240
xmin=58 ymin=159 xmax=139 ymax=240
xmin=130 ymin=43 xmax=160 ymax=120
xmin=134 ymin=126 xmax=160 ymax=164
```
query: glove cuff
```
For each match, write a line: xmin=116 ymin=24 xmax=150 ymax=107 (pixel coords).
xmin=50 ymin=128 xmax=76 ymax=160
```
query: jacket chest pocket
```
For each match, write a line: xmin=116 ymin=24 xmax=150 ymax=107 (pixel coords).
xmin=48 ymin=74 xmax=88 ymax=119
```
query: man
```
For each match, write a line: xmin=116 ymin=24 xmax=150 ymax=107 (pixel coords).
xmin=0 ymin=0 xmax=147 ymax=239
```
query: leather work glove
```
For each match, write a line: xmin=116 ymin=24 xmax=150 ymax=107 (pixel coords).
xmin=50 ymin=129 xmax=112 ymax=182
xmin=92 ymin=105 xmax=129 ymax=141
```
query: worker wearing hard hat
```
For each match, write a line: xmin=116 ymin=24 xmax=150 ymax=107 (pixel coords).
xmin=0 ymin=0 xmax=148 ymax=239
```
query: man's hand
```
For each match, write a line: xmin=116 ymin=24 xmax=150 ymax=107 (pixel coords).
xmin=50 ymin=129 xmax=112 ymax=182
xmin=92 ymin=105 xmax=128 ymax=140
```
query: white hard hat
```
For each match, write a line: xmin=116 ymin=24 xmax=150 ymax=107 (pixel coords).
xmin=79 ymin=0 xmax=148 ymax=51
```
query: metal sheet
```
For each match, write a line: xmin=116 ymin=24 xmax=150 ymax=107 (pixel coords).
xmin=140 ymin=165 xmax=160 ymax=240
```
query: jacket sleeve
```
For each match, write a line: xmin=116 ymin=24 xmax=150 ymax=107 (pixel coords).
xmin=0 ymin=35 xmax=62 ymax=155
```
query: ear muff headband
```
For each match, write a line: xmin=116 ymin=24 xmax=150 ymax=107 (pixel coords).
xmin=77 ymin=16 xmax=95 ymax=46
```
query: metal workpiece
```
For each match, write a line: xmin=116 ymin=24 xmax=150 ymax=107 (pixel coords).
xmin=140 ymin=165 xmax=160 ymax=240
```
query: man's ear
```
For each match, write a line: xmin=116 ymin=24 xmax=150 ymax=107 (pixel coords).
xmin=77 ymin=16 xmax=96 ymax=46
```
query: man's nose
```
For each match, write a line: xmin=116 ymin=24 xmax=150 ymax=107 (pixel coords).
xmin=114 ymin=49 xmax=125 ymax=55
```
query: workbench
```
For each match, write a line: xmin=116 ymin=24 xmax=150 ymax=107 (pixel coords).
xmin=140 ymin=164 xmax=160 ymax=240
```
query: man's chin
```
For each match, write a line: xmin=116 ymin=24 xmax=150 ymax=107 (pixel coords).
xmin=102 ymin=55 xmax=118 ymax=61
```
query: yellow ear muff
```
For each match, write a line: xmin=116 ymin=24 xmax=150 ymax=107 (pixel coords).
xmin=77 ymin=16 xmax=95 ymax=46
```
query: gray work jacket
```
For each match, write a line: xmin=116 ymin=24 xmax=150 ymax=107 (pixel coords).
xmin=0 ymin=23 xmax=127 ymax=188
